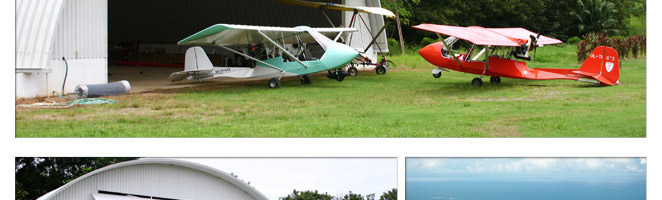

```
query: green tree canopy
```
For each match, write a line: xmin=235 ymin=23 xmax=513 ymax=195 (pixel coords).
xmin=280 ymin=189 xmax=335 ymax=200
xmin=15 ymin=157 xmax=137 ymax=200
xmin=379 ymin=188 xmax=397 ymax=200
xmin=381 ymin=0 xmax=642 ymax=45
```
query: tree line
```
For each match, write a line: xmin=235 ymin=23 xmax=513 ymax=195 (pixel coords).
xmin=381 ymin=0 xmax=646 ymax=45
xmin=280 ymin=189 xmax=397 ymax=200
xmin=15 ymin=157 xmax=138 ymax=200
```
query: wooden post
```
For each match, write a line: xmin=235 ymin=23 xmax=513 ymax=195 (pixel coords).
xmin=392 ymin=0 xmax=405 ymax=54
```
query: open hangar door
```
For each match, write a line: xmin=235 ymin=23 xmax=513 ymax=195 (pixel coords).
xmin=107 ymin=0 xmax=342 ymax=92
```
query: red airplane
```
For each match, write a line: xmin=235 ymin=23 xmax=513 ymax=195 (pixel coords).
xmin=413 ymin=24 xmax=620 ymax=86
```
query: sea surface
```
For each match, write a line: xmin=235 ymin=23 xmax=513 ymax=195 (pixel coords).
xmin=406 ymin=179 xmax=646 ymax=200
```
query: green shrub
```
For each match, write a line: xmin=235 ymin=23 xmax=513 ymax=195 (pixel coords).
xmin=567 ymin=36 xmax=581 ymax=44
xmin=421 ymin=37 xmax=438 ymax=46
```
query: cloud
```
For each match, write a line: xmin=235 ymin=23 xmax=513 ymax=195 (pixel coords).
xmin=408 ymin=158 xmax=646 ymax=180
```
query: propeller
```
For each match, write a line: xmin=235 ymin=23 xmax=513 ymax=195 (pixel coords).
xmin=529 ymin=28 xmax=541 ymax=60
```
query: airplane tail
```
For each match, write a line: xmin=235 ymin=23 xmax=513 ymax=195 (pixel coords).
xmin=577 ymin=46 xmax=620 ymax=86
xmin=169 ymin=46 xmax=214 ymax=82
xmin=184 ymin=46 xmax=214 ymax=72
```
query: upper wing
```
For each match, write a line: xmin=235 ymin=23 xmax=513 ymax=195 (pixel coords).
xmin=178 ymin=24 xmax=356 ymax=46
xmin=413 ymin=24 xmax=562 ymax=46
xmin=275 ymin=0 xmax=395 ymax=17
xmin=486 ymin=28 xmax=562 ymax=46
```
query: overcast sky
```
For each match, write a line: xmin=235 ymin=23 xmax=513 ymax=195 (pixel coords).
xmin=407 ymin=158 xmax=647 ymax=182
xmin=176 ymin=158 xmax=397 ymax=200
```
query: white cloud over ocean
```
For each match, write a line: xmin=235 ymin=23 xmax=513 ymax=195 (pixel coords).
xmin=407 ymin=158 xmax=646 ymax=182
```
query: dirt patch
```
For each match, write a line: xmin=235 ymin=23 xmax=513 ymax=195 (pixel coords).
xmin=468 ymin=97 xmax=533 ymax=102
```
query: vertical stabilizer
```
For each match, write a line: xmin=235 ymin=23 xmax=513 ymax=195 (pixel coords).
xmin=185 ymin=46 xmax=213 ymax=72
xmin=578 ymin=46 xmax=620 ymax=86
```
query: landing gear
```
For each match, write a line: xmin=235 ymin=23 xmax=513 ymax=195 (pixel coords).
xmin=471 ymin=78 xmax=483 ymax=86
xmin=376 ymin=66 xmax=386 ymax=75
xmin=268 ymin=78 xmax=281 ymax=89
xmin=490 ymin=76 xmax=501 ymax=84
xmin=327 ymin=70 xmax=349 ymax=82
xmin=336 ymin=71 xmax=348 ymax=82
xmin=348 ymin=66 xmax=358 ymax=76
xmin=300 ymin=75 xmax=312 ymax=85
xmin=433 ymin=72 xmax=442 ymax=78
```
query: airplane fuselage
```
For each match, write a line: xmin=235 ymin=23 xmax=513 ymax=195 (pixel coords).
xmin=419 ymin=42 xmax=579 ymax=81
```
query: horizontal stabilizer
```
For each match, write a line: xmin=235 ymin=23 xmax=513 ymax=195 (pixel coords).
xmin=535 ymin=46 xmax=619 ymax=86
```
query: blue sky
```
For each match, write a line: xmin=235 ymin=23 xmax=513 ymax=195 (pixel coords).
xmin=407 ymin=158 xmax=647 ymax=182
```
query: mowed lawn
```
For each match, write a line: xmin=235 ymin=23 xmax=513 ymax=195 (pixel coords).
xmin=15 ymin=45 xmax=646 ymax=137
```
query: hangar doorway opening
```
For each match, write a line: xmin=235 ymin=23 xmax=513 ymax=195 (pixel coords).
xmin=107 ymin=0 xmax=342 ymax=92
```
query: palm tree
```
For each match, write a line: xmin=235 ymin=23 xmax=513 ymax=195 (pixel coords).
xmin=574 ymin=0 xmax=620 ymax=35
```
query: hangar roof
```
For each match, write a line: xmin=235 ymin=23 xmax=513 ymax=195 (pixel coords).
xmin=37 ymin=158 xmax=270 ymax=200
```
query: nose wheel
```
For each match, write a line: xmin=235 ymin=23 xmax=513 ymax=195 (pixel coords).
xmin=433 ymin=72 xmax=442 ymax=78
xmin=335 ymin=71 xmax=348 ymax=82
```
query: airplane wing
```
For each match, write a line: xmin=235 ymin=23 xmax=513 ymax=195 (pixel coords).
xmin=178 ymin=24 xmax=356 ymax=46
xmin=486 ymin=28 xmax=563 ymax=46
xmin=413 ymin=24 xmax=562 ymax=47
xmin=275 ymin=0 xmax=395 ymax=17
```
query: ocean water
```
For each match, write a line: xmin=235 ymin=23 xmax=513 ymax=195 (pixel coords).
xmin=406 ymin=180 xmax=646 ymax=200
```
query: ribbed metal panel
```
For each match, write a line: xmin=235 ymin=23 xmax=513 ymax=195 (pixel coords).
xmin=48 ymin=163 xmax=258 ymax=200
xmin=15 ymin=0 xmax=64 ymax=68
xmin=53 ymin=0 xmax=107 ymax=59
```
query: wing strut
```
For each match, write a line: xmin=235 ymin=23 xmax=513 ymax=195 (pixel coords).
xmin=481 ymin=46 xmax=494 ymax=78
xmin=438 ymin=34 xmax=462 ymax=68
xmin=257 ymin=30 xmax=308 ymax=68
xmin=215 ymin=44 xmax=284 ymax=72
xmin=357 ymin=13 xmax=387 ymax=59
xmin=363 ymin=26 xmax=386 ymax=53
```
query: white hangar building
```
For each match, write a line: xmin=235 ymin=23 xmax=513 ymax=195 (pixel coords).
xmin=15 ymin=0 xmax=389 ymax=98
xmin=36 ymin=158 xmax=270 ymax=200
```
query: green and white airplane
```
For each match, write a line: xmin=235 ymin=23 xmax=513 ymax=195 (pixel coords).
xmin=169 ymin=24 xmax=359 ymax=88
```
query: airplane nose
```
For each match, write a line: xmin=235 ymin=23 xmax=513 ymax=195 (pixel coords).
xmin=325 ymin=43 xmax=359 ymax=67
xmin=336 ymin=43 xmax=359 ymax=61
xmin=418 ymin=42 xmax=442 ymax=63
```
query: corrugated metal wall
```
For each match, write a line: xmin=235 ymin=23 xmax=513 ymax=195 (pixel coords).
xmin=53 ymin=0 xmax=107 ymax=59
xmin=49 ymin=164 xmax=259 ymax=200
xmin=15 ymin=0 xmax=64 ymax=68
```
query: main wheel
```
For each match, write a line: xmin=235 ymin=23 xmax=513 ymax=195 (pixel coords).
xmin=268 ymin=78 xmax=281 ymax=88
xmin=300 ymin=75 xmax=312 ymax=85
xmin=433 ymin=72 xmax=442 ymax=78
xmin=376 ymin=66 xmax=386 ymax=75
xmin=490 ymin=76 xmax=501 ymax=84
xmin=471 ymin=78 xmax=483 ymax=86
xmin=348 ymin=66 xmax=358 ymax=76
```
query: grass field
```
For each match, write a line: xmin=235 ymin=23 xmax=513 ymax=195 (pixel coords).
xmin=15 ymin=45 xmax=646 ymax=137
